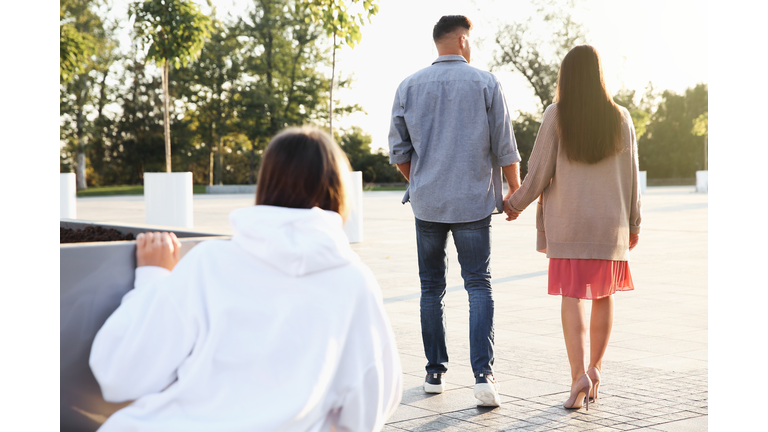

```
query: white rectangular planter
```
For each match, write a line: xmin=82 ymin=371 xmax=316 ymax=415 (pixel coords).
xmin=343 ymin=171 xmax=363 ymax=243
xmin=144 ymin=172 xmax=194 ymax=228
xmin=60 ymin=173 xmax=77 ymax=219
xmin=639 ymin=171 xmax=647 ymax=194
xmin=696 ymin=170 xmax=708 ymax=193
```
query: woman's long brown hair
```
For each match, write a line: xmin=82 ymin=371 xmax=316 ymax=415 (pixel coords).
xmin=554 ymin=45 xmax=623 ymax=164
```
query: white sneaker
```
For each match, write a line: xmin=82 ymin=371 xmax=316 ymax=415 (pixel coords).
xmin=474 ymin=373 xmax=500 ymax=407
xmin=424 ymin=372 xmax=446 ymax=393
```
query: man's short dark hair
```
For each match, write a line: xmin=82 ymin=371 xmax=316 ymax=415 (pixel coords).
xmin=432 ymin=15 xmax=473 ymax=42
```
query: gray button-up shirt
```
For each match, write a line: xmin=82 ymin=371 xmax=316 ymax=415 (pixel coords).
xmin=388 ymin=55 xmax=521 ymax=223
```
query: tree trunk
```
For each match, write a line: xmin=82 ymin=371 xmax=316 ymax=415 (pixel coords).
xmin=76 ymin=114 xmax=87 ymax=190
xmin=249 ymin=143 xmax=256 ymax=185
xmin=208 ymin=151 xmax=214 ymax=186
xmin=329 ymin=32 xmax=336 ymax=136
xmin=75 ymin=74 xmax=89 ymax=190
xmin=162 ymin=62 xmax=172 ymax=173
xmin=216 ymin=136 xmax=224 ymax=185
xmin=76 ymin=151 xmax=87 ymax=190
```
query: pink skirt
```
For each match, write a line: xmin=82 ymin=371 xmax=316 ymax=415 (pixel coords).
xmin=548 ymin=259 xmax=634 ymax=300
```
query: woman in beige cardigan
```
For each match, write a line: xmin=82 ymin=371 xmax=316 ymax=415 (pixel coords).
xmin=505 ymin=45 xmax=642 ymax=411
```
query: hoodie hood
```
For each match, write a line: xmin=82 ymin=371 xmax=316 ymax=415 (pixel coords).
xmin=229 ymin=205 xmax=359 ymax=277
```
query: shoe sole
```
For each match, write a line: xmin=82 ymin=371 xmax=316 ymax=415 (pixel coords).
xmin=474 ymin=384 xmax=500 ymax=407
xmin=424 ymin=382 xmax=445 ymax=393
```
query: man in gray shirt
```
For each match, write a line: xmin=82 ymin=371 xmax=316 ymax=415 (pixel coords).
xmin=388 ymin=15 xmax=521 ymax=407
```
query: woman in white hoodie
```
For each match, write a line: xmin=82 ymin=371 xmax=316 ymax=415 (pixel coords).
xmin=89 ymin=126 xmax=403 ymax=432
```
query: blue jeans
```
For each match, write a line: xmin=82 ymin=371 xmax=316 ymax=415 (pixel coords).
xmin=415 ymin=214 xmax=494 ymax=378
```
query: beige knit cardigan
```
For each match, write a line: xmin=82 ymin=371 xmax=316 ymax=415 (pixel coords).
xmin=508 ymin=103 xmax=642 ymax=261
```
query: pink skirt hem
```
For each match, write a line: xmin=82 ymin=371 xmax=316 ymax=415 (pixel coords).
xmin=548 ymin=258 xmax=634 ymax=300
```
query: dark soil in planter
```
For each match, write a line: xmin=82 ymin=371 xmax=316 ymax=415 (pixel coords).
xmin=61 ymin=226 xmax=136 ymax=244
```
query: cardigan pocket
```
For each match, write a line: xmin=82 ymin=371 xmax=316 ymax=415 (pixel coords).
xmin=536 ymin=201 xmax=545 ymax=231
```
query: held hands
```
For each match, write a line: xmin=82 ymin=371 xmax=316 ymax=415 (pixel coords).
xmin=503 ymin=192 xmax=521 ymax=221
xmin=136 ymin=231 xmax=182 ymax=271
xmin=629 ymin=233 xmax=639 ymax=251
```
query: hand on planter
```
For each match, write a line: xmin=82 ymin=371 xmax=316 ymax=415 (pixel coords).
xmin=136 ymin=232 xmax=182 ymax=271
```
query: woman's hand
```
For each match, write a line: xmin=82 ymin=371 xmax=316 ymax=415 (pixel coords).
xmin=503 ymin=194 xmax=521 ymax=221
xmin=629 ymin=233 xmax=639 ymax=251
xmin=136 ymin=231 xmax=182 ymax=271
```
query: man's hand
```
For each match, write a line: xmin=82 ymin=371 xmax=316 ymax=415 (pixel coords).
xmin=136 ymin=231 xmax=182 ymax=271
xmin=629 ymin=233 xmax=639 ymax=251
xmin=396 ymin=162 xmax=411 ymax=182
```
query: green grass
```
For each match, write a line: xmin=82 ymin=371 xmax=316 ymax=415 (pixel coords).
xmin=363 ymin=184 xmax=408 ymax=192
xmin=77 ymin=185 xmax=208 ymax=197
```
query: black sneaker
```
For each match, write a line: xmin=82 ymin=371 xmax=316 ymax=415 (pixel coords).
xmin=424 ymin=372 xmax=446 ymax=393
xmin=474 ymin=373 xmax=500 ymax=406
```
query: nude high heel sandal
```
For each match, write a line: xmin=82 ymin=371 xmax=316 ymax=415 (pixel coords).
xmin=563 ymin=374 xmax=592 ymax=410
xmin=587 ymin=367 xmax=601 ymax=402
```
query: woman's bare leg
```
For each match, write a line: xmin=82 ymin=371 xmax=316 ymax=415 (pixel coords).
xmin=561 ymin=296 xmax=588 ymax=386
xmin=588 ymin=295 xmax=614 ymax=371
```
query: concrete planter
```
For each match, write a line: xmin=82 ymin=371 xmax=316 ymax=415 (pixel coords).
xmin=344 ymin=171 xmax=364 ymax=243
xmin=60 ymin=220 xmax=229 ymax=432
xmin=144 ymin=172 xmax=194 ymax=228
xmin=696 ymin=170 xmax=708 ymax=193
xmin=61 ymin=173 xmax=77 ymax=219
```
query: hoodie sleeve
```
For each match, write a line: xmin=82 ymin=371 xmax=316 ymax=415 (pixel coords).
xmin=89 ymin=266 xmax=198 ymax=403
xmin=334 ymin=269 xmax=403 ymax=431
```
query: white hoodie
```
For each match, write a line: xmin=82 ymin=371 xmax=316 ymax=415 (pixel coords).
xmin=90 ymin=206 xmax=402 ymax=432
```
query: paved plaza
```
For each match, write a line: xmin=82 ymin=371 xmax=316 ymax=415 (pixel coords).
xmin=76 ymin=185 xmax=708 ymax=431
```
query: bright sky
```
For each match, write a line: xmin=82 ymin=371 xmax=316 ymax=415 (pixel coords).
xmin=108 ymin=0 xmax=708 ymax=151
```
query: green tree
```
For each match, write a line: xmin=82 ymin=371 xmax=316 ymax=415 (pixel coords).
xmin=338 ymin=126 xmax=400 ymax=183
xmin=509 ymin=114 xmax=541 ymax=179
xmin=302 ymin=0 xmax=379 ymax=135
xmin=102 ymin=44 xmax=201 ymax=186
xmin=175 ymin=6 xmax=244 ymax=185
xmin=237 ymin=0 xmax=317 ymax=183
xmin=639 ymin=83 xmax=708 ymax=179
xmin=691 ymin=112 xmax=708 ymax=137
xmin=691 ymin=111 xmax=708 ymax=170
xmin=235 ymin=0 xmax=360 ymax=182
xmin=491 ymin=0 xmax=586 ymax=116
xmin=130 ymin=0 xmax=212 ymax=173
xmin=612 ymin=84 xmax=655 ymax=140
xmin=59 ymin=0 xmax=117 ymax=190
xmin=490 ymin=0 xmax=586 ymax=179
xmin=109 ymin=44 xmax=168 ymax=185
xmin=60 ymin=0 xmax=97 ymax=84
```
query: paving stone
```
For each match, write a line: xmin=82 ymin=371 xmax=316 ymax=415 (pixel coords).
xmin=385 ymin=404 xmax=439 ymax=424
xmin=610 ymin=422 xmax=645 ymax=431
xmin=649 ymin=415 xmax=708 ymax=432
